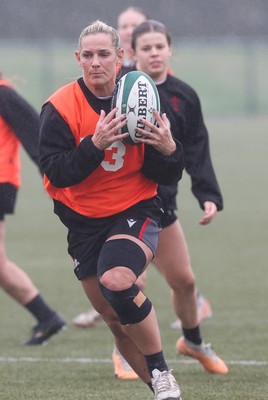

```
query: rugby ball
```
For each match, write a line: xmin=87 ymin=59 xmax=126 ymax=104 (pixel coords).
xmin=112 ymin=71 xmax=160 ymax=145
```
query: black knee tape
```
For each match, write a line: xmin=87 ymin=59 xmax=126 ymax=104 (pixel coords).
xmin=99 ymin=283 xmax=152 ymax=325
xmin=97 ymin=239 xmax=146 ymax=279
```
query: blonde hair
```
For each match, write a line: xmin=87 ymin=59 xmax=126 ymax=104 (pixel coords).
xmin=78 ymin=20 xmax=121 ymax=52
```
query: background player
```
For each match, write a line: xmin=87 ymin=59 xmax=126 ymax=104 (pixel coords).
xmin=0 ymin=73 xmax=66 ymax=345
xmin=116 ymin=6 xmax=149 ymax=75
xmin=128 ymin=19 xmax=228 ymax=375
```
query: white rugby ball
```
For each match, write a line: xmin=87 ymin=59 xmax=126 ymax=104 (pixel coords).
xmin=112 ymin=71 xmax=160 ymax=145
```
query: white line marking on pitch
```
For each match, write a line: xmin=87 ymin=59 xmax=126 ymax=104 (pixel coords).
xmin=0 ymin=357 xmax=267 ymax=366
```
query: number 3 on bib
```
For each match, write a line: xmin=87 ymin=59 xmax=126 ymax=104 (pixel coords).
xmin=101 ymin=141 xmax=126 ymax=172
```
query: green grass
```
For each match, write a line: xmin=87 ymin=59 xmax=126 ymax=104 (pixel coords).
xmin=0 ymin=115 xmax=267 ymax=398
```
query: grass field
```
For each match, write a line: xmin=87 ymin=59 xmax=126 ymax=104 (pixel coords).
xmin=1 ymin=39 xmax=267 ymax=399
xmin=0 ymin=115 xmax=267 ymax=399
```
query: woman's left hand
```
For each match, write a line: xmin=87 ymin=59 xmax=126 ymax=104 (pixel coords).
xmin=135 ymin=110 xmax=176 ymax=156
xmin=199 ymin=201 xmax=218 ymax=225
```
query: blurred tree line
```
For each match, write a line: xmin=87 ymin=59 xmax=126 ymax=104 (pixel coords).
xmin=1 ymin=0 xmax=268 ymax=40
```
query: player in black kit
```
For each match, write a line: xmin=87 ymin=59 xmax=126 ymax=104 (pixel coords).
xmin=128 ymin=19 xmax=228 ymax=375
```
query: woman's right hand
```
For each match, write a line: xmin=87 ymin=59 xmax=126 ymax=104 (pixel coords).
xmin=92 ymin=108 xmax=129 ymax=150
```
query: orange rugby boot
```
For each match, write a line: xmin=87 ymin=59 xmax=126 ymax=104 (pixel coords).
xmin=112 ymin=347 xmax=139 ymax=380
xmin=176 ymin=336 xmax=228 ymax=374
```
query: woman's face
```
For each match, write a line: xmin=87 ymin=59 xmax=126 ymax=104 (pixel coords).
xmin=133 ymin=31 xmax=172 ymax=82
xmin=75 ymin=33 xmax=123 ymax=97
xmin=117 ymin=10 xmax=147 ymax=56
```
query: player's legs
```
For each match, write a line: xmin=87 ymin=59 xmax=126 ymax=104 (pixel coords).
xmin=153 ymin=219 xmax=228 ymax=374
xmin=99 ymin=234 xmax=163 ymax=356
xmin=72 ymin=271 xmax=147 ymax=330
xmin=96 ymin=234 xmax=181 ymax=393
xmin=71 ymin=201 xmax=182 ymax=394
xmin=80 ymin=273 xmax=151 ymax=384
xmin=0 ymin=218 xmax=65 ymax=345
xmin=153 ymin=219 xmax=199 ymax=328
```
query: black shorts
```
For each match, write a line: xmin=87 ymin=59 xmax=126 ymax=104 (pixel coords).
xmin=161 ymin=208 xmax=177 ymax=229
xmin=0 ymin=183 xmax=18 ymax=221
xmin=67 ymin=196 xmax=163 ymax=280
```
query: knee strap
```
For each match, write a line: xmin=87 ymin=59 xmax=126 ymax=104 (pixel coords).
xmin=97 ymin=239 xmax=146 ymax=279
xmin=99 ymin=282 xmax=152 ymax=325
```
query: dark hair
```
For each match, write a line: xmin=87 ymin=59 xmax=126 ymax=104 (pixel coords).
xmin=131 ymin=20 xmax=172 ymax=51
